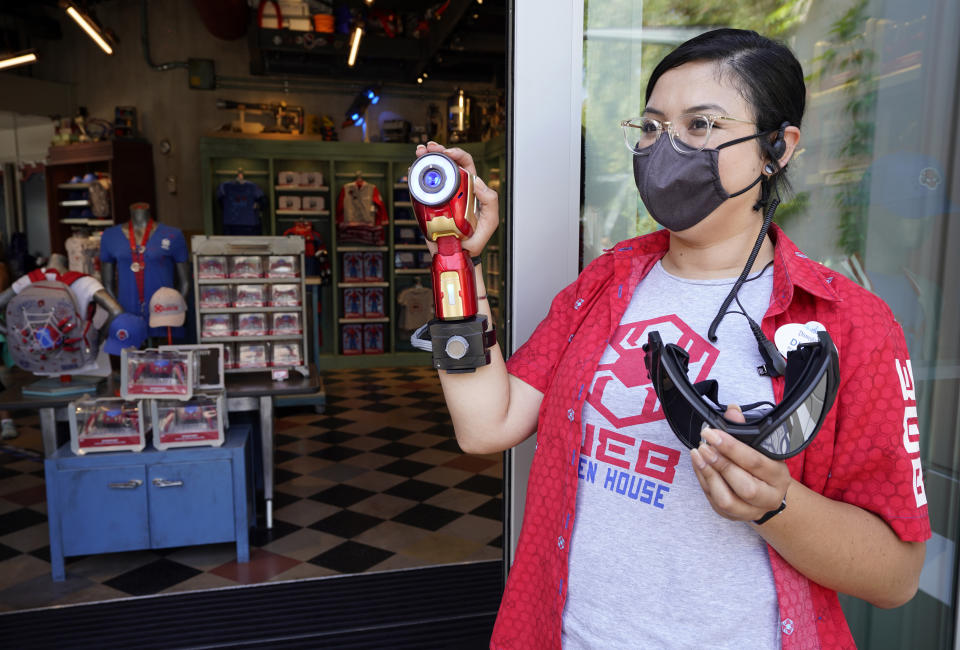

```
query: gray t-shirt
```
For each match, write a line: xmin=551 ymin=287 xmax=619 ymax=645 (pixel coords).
xmin=561 ymin=260 xmax=780 ymax=649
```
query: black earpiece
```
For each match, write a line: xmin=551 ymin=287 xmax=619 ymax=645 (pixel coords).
xmin=770 ymin=121 xmax=789 ymax=160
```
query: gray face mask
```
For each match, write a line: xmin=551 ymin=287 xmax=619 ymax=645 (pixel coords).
xmin=632 ymin=132 xmax=767 ymax=231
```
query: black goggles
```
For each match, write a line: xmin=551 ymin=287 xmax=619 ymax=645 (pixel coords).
xmin=642 ymin=329 xmax=840 ymax=460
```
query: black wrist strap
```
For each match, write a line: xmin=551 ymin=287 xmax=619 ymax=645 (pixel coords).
xmin=753 ymin=497 xmax=787 ymax=525
xmin=482 ymin=324 xmax=497 ymax=349
xmin=471 ymin=256 xmax=482 ymax=266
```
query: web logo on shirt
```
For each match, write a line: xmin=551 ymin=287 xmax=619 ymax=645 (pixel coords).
xmin=586 ymin=314 xmax=718 ymax=428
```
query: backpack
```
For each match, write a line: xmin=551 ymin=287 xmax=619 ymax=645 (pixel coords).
xmin=5 ymin=270 xmax=99 ymax=374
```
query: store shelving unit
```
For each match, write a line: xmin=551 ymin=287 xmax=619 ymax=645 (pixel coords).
xmin=192 ymin=235 xmax=309 ymax=377
xmin=200 ymin=135 xmax=508 ymax=369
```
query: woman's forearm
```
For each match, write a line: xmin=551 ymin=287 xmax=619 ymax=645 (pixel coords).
xmin=754 ymin=479 xmax=926 ymax=608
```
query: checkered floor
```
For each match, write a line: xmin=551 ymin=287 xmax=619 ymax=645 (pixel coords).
xmin=0 ymin=366 xmax=503 ymax=612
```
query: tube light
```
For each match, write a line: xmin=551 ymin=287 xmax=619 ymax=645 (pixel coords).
xmin=0 ymin=50 xmax=39 ymax=71
xmin=65 ymin=4 xmax=114 ymax=55
xmin=347 ymin=26 xmax=362 ymax=67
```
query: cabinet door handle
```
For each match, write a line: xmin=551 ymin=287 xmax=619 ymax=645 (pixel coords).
xmin=108 ymin=479 xmax=143 ymax=489
xmin=152 ymin=478 xmax=184 ymax=488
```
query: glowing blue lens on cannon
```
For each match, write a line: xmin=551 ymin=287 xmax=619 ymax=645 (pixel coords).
xmin=424 ymin=169 xmax=443 ymax=189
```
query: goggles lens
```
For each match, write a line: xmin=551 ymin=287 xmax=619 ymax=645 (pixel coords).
xmin=643 ymin=330 xmax=838 ymax=460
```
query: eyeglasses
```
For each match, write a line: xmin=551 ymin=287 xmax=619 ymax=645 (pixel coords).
xmin=620 ymin=113 xmax=757 ymax=155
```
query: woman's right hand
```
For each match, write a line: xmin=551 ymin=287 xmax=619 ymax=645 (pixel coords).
xmin=413 ymin=141 xmax=500 ymax=258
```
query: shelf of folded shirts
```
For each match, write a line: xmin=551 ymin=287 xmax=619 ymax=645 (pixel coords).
xmin=201 ymin=334 xmax=303 ymax=343
xmin=394 ymin=268 xmax=431 ymax=275
xmin=57 ymin=182 xmax=94 ymax=190
xmin=197 ymin=277 xmax=299 ymax=284
xmin=198 ymin=306 xmax=302 ymax=313
xmin=337 ymin=282 xmax=389 ymax=288
xmin=394 ymin=243 xmax=428 ymax=250
xmin=393 ymin=220 xmax=419 ymax=226
xmin=394 ymin=201 xmax=413 ymax=207
xmin=338 ymin=317 xmax=391 ymax=324
xmin=59 ymin=200 xmax=90 ymax=207
xmin=275 ymin=185 xmax=330 ymax=192
xmin=214 ymin=169 xmax=269 ymax=176
xmin=337 ymin=245 xmax=389 ymax=252
xmin=61 ymin=218 xmax=113 ymax=226
xmin=276 ymin=209 xmax=330 ymax=217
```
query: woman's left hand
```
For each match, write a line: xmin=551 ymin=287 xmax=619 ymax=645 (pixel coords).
xmin=690 ymin=405 xmax=793 ymax=523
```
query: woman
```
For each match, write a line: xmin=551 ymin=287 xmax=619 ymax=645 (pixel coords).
xmin=416 ymin=28 xmax=929 ymax=649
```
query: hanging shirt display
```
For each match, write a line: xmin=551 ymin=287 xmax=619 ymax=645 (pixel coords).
xmin=99 ymin=221 xmax=188 ymax=336
xmin=336 ymin=180 xmax=387 ymax=225
xmin=65 ymin=231 xmax=102 ymax=279
xmin=397 ymin=283 xmax=434 ymax=331
xmin=217 ymin=179 xmax=267 ymax=235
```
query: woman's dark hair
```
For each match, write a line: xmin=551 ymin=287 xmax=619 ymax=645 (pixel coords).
xmin=646 ymin=28 xmax=806 ymax=201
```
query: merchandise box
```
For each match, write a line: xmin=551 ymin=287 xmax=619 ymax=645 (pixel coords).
xmin=271 ymin=311 xmax=302 ymax=335
xmin=151 ymin=393 xmax=226 ymax=450
xmin=122 ymin=348 xmax=193 ymax=400
xmin=342 ymin=287 xmax=364 ymax=318
xmin=270 ymin=283 xmax=301 ymax=306
xmin=302 ymin=195 xmax=325 ymax=211
xmin=160 ymin=343 xmax=225 ymax=391
xmin=198 ymin=255 xmax=227 ymax=279
xmin=341 ymin=252 xmax=364 ymax=282
xmin=236 ymin=313 xmax=268 ymax=336
xmin=234 ymin=284 xmax=267 ymax=308
xmin=277 ymin=170 xmax=298 ymax=186
xmin=362 ymin=251 xmax=384 ymax=281
xmin=363 ymin=323 xmax=385 ymax=354
xmin=69 ymin=398 xmax=147 ymax=455
xmin=278 ymin=195 xmax=301 ymax=211
xmin=237 ymin=342 xmax=268 ymax=368
xmin=271 ymin=342 xmax=302 ymax=366
xmin=394 ymin=251 xmax=416 ymax=269
xmin=301 ymin=171 xmax=323 ymax=187
xmin=364 ymin=287 xmax=385 ymax=318
xmin=223 ymin=343 xmax=234 ymax=369
xmin=342 ymin=324 xmax=363 ymax=355
xmin=394 ymin=225 xmax=420 ymax=245
xmin=202 ymin=313 xmax=234 ymax=338
xmin=267 ymin=255 xmax=298 ymax=278
xmin=199 ymin=284 xmax=231 ymax=308
xmin=229 ymin=255 xmax=263 ymax=278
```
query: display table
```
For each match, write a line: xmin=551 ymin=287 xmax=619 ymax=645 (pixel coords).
xmin=43 ymin=425 xmax=252 ymax=581
xmin=0 ymin=365 xmax=324 ymax=530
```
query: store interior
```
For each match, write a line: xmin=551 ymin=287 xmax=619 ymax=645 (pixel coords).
xmin=0 ymin=0 xmax=507 ymax=613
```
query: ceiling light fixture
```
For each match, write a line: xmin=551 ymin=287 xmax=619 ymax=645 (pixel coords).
xmin=347 ymin=25 xmax=363 ymax=67
xmin=417 ymin=77 xmax=423 ymax=84
xmin=0 ymin=50 xmax=39 ymax=71
xmin=64 ymin=3 xmax=115 ymax=55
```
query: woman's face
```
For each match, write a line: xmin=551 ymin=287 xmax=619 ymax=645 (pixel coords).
xmin=644 ymin=60 xmax=767 ymax=239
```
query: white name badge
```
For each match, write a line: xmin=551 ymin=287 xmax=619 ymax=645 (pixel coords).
xmin=774 ymin=321 xmax=826 ymax=358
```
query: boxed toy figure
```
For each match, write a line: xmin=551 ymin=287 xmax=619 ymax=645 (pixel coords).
xmin=301 ymin=171 xmax=323 ymax=187
xmin=342 ymin=287 xmax=364 ymax=318
xmin=234 ymin=284 xmax=267 ymax=308
xmin=201 ymin=314 xmax=233 ymax=338
xmin=270 ymin=283 xmax=301 ymax=307
xmin=271 ymin=311 xmax=302 ymax=335
xmin=237 ymin=342 xmax=268 ymax=368
xmin=161 ymin=343 xmax=225 ymax=391
xmin=364 ymin=287 xmax=385 ymax=318
xmin=236 ymin=312 xmax=268 ymax=336
xmin=363 ymin=251 xmax=384 ymax=281
xmin=121 ymin=348 xmax=193 ymax=400
xmin=271 ymin=342 xmax=302 ymax=366
xmin=394 ymin=251 xmax=415 ymax=269
xmin=198 ymin=256 xmax=228 ymax=279
xmin=278 ymin=170 xmax=298 ymax=186
xmin=341 ymin=324 xmax=363 ymax=355
xmin=267 ymin=255 xmax=298 ymax=278
xmin=69 ymin=398 xmax=146 ymax=454
xmin=151 ymin=393 xmax=225 ymax=449
xmin=199 ymin=284 xmax=231 ymax=308
xmin=341 ymin=252 xmax=364 ymax=282
xmin=229 ymin=255 xmax=263 ymax=278
xmin=363 ymin=323 xmax=384 ymax=354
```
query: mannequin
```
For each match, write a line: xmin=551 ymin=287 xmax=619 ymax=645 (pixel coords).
xmin=100 ymin=203 xmax=190 ymax=337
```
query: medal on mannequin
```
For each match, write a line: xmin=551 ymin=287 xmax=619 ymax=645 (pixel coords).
xmin=128 ymin=219 xmax=154 ymax=309
xmin=130 ymin=262 xmax=142 ymax=272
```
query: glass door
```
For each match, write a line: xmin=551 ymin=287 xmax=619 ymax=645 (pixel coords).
xmin=573 ymin=0 xmax=960 ymax=647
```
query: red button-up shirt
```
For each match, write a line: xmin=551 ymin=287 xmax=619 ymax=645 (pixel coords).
xmin=497 ymin=225 xmax=930 ymax=649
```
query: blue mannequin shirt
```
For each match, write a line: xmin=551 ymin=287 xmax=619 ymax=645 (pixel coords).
xmin=99 ymin=222 xmax=188 ymax=336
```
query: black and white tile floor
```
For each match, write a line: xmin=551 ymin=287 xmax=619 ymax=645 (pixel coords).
xmin=0 ymin=366 xmax=503 ymax=612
